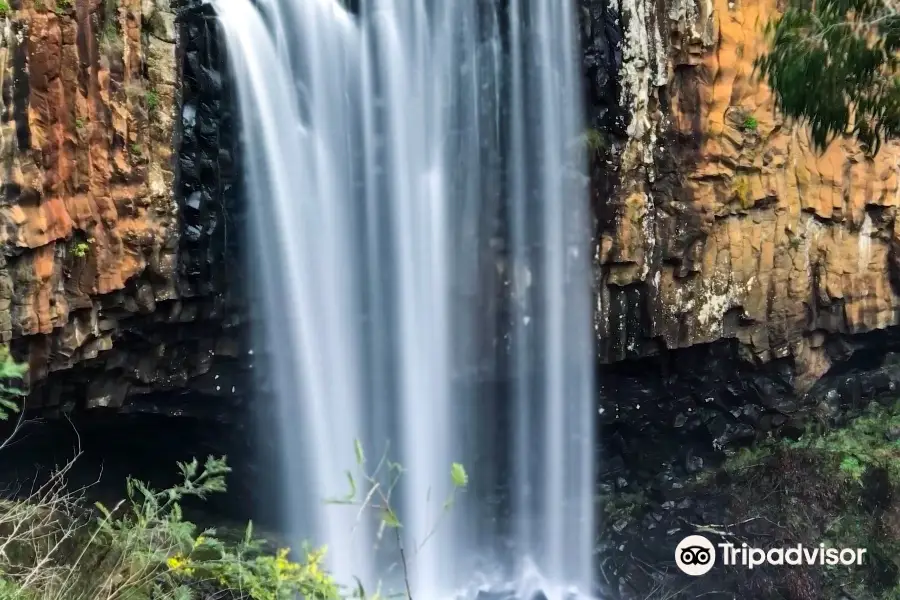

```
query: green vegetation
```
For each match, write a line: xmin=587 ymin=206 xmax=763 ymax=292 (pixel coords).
xmin=54 ymin=0 xmax=70 ymax=15
xmin=0 ymin=352 xmax=332 ymax=599
xmin=70 ymin=236 xmax=94 ymax=259
xmin=327 ymin=439 xmax=468 ymax=600
xmin=146 ymin=89 xmax=160 ymax=113
xmin=0 ymin=349 xmax=468 ymax=600
xmin=130 ymin=143 xmax=142 ymax=156
xmin=741 ymin=115 xmax=758 ymax=131
xmin=584 ymin=128 xmax=607 ymax=156
xmin=0 ymin=1 xmax=10 ymax=17
xmin=99 ymin=0 xmax=122 ymax=63
xmin=755 ymin=0 xmax=900 ymax=154
xmin=732 ymin=176 xmax=753 ymax=209
xmin=785 ymin=402 xmax=900 ymax=482
xmin=74 ymin=118 xmax=85 ymax=131
xmin=0 ymin=346 xmax=26 ymax=423
xmin=682 ymin=399 xmax=900 ymax=598
xmin=100 ymin=22 xmax=121 ymax=59
xmin=0 ymin=454 xmax=340 ymax=600
xmin=71 ymin=242 xmax=90 ymax=258
xmin=713 ymin=400 xmax=900 ymax=484
xmin=601 ymin=491 xmax=647 ymax=523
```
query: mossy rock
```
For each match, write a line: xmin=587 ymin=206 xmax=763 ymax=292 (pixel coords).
xmin=732 ymin=176 xmax=754 ymax=210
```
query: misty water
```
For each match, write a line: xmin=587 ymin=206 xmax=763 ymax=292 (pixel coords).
xmin=214 ymin=0 xmax=596 ymax=598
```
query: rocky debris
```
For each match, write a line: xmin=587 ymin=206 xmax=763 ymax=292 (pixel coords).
xmin=598 ymin=328 xmax=900 ymax=503
xmin=598 ymin=403 xmax=900 ymax=599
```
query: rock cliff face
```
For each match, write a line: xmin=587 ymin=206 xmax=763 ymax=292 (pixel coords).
xmin=0 ymin=0 xmax=246 ymax=414
xmin=0 ymin=0 xmax=177 ymax=344
xmin=5 ymin=0 xmax=900 ymax=420
xmin=587 ymin=4 xmax=900 ymax=596
xmin=592 ymin=0 xmax=900 ymax=393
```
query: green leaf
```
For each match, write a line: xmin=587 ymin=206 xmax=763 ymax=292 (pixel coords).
xmin=354 ymin=439 xmax=365 ymax=466
xmin=0 ymin=398 xmax=19 ymax=412
xmin=344 ymin=470 xmax=357 ymax=501
xmin=755 ymin=0 xmax=900 ymax=154
xmin=382 ymin=508 xmax=401 ymax=528
xmin=95 ymin=501 xmax=112 ymax=519
xmin=450 ymin=462 xmax=468 ymax=488
xmin=352 ymin=576 xmax=366 ymax=599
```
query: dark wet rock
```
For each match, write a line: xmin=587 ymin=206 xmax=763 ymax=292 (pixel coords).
xmin=597 ymin=331 xmax=900 ymax=501
xmin=712 ymin=422 xmax=756 ymax=450
xmin=580 ymin=0 xmax=624 ymax=134
xmin=474 ymin=590 xmax=516 ymax=600
xmin=684 ymin=452 xmax=703 ymax=474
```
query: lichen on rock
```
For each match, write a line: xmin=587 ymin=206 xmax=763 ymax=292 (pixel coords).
xmin=594 ymin=0 xmax=900 ymax=394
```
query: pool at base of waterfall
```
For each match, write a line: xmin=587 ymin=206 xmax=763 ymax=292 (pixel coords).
xmin=463 ymin=576 xmax=594 ymax=600
xmin=370 ymin=559 xmax=598 ymax=600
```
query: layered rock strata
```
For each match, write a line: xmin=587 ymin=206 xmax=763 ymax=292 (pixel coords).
xmin=594 ymin=0 xmax=900 ymax=395
xmin=0 ymin=0 xmax=245 ymax=414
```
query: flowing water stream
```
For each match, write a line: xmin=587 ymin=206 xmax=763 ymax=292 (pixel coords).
xmin=213 ymin=0 xmax=595 ymax=597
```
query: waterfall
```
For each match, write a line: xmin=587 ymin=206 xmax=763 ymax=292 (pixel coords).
xmin=214 ymin=0 xmax=595 ymax=598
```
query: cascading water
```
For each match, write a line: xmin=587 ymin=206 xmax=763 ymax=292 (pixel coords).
xmin=214 ymin=0 xmax=595 ymax=598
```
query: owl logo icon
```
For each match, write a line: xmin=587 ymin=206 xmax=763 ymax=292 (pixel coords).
xmin=675 ymin=535 xmax=716 ymax=576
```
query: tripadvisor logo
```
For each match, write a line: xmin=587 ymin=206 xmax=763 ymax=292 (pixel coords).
xmin=674 ymin=534 xmax=867 ymax=576
xmin=675 ymin=535 xmax=716 ymax=576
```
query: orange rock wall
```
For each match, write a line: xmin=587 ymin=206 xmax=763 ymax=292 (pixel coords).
xmin=9 ymin=0 xmax=897 ymax=400
xmin=597 ymin=0 xmax=900 ymax=389
xmin=0 ymin=0 xmax=177 ymax=382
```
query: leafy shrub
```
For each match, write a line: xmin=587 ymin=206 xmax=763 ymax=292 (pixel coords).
xmin=71 ymin=240 xmax=91 ymax=258
xmin=0 ymin=1 xmax=10 ymax=17
xmin=0 ymin=454 xmax=339 ymax=600
xmin=787 ymin=402 xmax=900 ymax=482
xmin=167 ymin=529 xmax=338 ymax=600
xmin=0 ymin=353 xmax=464 ymax=600
xmin=0 ymin=347 xmax=26 ymax=421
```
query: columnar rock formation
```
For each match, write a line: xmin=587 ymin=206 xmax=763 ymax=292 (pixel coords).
xmin=0 ymin=0 xmax=245 ymax=413
xmin=3 ymin=0 xmax=900 ymax=414
xmin=592 ymin=0 xmax=900 ymax=393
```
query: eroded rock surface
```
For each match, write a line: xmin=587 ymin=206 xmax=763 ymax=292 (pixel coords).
xmin=594 ymin=0 xmax=900 ymax=394
xmin=0 ymin=0 xmax=245 ymax=414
